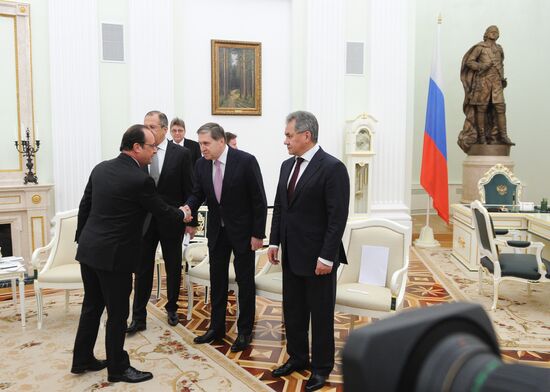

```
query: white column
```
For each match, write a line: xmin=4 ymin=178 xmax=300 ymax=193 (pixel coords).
xmin=367 ymin=0 xmax=412 ymax=226
xmin=128 ymin=0 xmax=174 ymax=122
xmin=49 ymin=0 xmax=101 ymax=212
xmin=304 ymin=0 xmax=345 ymax=159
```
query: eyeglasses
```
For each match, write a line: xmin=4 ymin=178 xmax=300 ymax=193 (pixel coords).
xmin=142 ymin=143 xmax=158 ymax=149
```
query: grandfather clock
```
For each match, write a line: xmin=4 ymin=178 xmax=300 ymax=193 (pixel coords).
xmin=344 ymin=113 xmax=377 ymax=218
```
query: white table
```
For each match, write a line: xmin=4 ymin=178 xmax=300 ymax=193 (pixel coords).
xmin=451 ymin=204 xmax=550 ymax=271
xmin=0 ymin=258 xmax=26 ymax=326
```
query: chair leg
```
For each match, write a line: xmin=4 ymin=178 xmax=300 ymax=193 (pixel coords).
xmin=527 ymin=282 xmax=532 ymax=296
xmin=491 ymin=279 xmax=499 ymax=311
xmin=478 ymin=268 xmax=483 ymax=294
xmin=234 ymin=288 xmax=240 ymax=333
xmin=187 ymin=279 xmax=193 ymax=321
xmin=65 ymin=290 xmax=70 ymax=312
xmin=204 ymin=286 xmax=209 ymax=304
xmin=350 ymin=314 xmax=355 ymax=330
xmin=156 ymin=263 xmax=161 ymax=299
xmin=35 ymin=285 xmax=43 ymax=329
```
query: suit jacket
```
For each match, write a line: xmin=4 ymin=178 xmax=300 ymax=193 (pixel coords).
xmin=183 ymin=138 xmax=201 ymax=167
xmin=146 ymin=141 xmax=195 ymax=235
xmin=186 ymin=147 xmax=267 ymax=253
xmin=269 ymin=147 xmax=350 ymax=276
xmin=75 ymin=153 xmax=184 ymax=272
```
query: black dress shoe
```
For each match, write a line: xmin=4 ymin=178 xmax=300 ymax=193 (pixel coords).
xmin=305 ymin=373 xmax=327 ymax=392
xmin=126 ymin=320 xmax=146 ymax=334
xmin=271 ymin=360 xmax=308 ymax=377
xmin=108 ymin=366 xmax=153 ymax=383
xmin=167 ymin=311 xmax=179 ymax=326
xmin=70 ymin=358 xmax=108 ymax=374
xmin=230 ymin=334 xmax=252 ymax=352
xmin=193 ymin=329 xmax=223 ymax=344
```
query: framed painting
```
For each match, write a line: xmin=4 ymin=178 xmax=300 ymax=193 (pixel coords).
xmin=211 ymin=40 xmax=261 ymax=115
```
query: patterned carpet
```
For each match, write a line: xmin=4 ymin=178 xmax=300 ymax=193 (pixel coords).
xmin=0 ymin=291 xmax=269 ymax=391
xmin=2 ymin=243 xmax=549 ymax=391
xmin=156 ymin=247 xmax=550 ymax=391
xmin=152 ymin=253 xmax=456 ymax=392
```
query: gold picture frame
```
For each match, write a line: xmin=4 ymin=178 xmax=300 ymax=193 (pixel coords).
xmin=211 ymin=39 xmax=261 ymax=115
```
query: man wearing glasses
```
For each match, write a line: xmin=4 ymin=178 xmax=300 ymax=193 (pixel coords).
xmin=127 ymin=111 xmax=195 ymax=332
xmin=72 ymin=125 xmax=189 ymax=383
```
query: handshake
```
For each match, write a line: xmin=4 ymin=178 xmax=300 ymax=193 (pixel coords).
xmin=179 ymin=205 xmax=194 ymax=223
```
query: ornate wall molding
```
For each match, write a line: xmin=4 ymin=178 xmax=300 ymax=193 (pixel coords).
xmin=304 ymin=0 xmax=345 ymax=159
xmin=49 ymin=0 xmax=101 ymax=211
xmin=367 ymin=0 xmax=412 ymax=226
xmin=128 ymin=0 xmax=174 ymax=122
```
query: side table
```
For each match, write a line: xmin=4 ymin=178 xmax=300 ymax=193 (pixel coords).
xmin=0 ymin=258 xmax=26 ymax=327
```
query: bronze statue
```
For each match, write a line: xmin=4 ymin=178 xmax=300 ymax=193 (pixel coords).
xmin=458 ymin=25 xmax=514 ymax=153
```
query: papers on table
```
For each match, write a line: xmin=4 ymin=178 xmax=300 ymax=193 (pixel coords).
xmin=0 ymin=256 xmax=24 ymax=271
xmin=359 ymin=245 xmax=389 ymax=287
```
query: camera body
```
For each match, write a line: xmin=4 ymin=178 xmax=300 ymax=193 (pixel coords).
xmin=342 ymin=302 xmax=499 ymax=392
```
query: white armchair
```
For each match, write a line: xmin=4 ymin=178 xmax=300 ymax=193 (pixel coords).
xmin=336 ymin=219 xmax=410 ymax=327
xmin=254 ymin=248 xmax=282 ymax=302
xmin=31 ymin=209 xmax=82 ymax=329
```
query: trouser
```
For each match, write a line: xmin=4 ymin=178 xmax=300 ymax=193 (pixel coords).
xmin=208 ymin=227 xmax=256 ymax=335
xmin=132 ymin=223 xmax=184 ymax=321
xmin=282 ymin=262 xmax=337 ymax=377
xmin=72 ymin=263 xmax=133 ymax=375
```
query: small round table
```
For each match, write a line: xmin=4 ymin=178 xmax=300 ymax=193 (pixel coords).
xmin=0 ymin=258 xmax=26 ymax=327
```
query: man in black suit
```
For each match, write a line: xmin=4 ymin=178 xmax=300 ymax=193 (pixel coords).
xmin=268 ymin=111 xmax=350 ymax=392
xmin=170 ymin=117 xmax=201 ymax=165
xmin=184 ymin=122 xmax=267 ymax=352
xmin=71 ymin=125 xmax=188 ymax=383
xmin=127 ymin=111 xmax=195 ymax=332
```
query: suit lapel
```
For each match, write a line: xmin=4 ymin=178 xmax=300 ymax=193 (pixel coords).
xmin=281 ymin=158 xmax=294 ymax=206
xmin=157 ymin=142 xmax=172 ymax=186
xmin=220 ymin=148 xmax=237 ymax=203
xmin=205 ymin=159 xmax=215 ymax=201
xmin=290 ymin=148 xmax=324 ymax=206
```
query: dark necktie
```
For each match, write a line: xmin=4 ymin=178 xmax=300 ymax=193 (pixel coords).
xmin=287 ymin=157 xmax=304 ymax=202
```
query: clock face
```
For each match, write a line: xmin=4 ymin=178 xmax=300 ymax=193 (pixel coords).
xmin=356 ymin=128 xmax=371 ymax=151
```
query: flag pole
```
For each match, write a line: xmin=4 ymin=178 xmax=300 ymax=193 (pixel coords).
xmin=414 ymin=195 xmax=440 ymax=248
xmin=415 ymin=13 xmax=443 ymax=248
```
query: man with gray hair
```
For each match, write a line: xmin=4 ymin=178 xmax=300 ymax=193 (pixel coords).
xmin=268 ymin=111 xmax=350 ymax=391
xmin=184 ymin=122 xmax=267 ymax=353
xmin=127 ymin=110 xmax=195 ymax=332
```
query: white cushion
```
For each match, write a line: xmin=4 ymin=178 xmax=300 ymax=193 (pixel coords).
xmin=255 ymin=272 xmax=283 ymax=294
xmin=186 ymin=246 xmax=208 ymax=263
xmin=188 ymin=261 xmax=236 ymax=282
xmin=335 ymin=283 xmax=392 ymax=312
xmin=38 ymin=264 xmax=82 ymax=284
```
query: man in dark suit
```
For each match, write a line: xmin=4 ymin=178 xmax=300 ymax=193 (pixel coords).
xmin=170 ymin=117 xmax=201 ymax=165
xmin=71 ymin=125 xmax=188 ymax=383
xmin=267 ymin=111 xmax=350 ymax=392
xmin=184 ymin=122 xmax=267 ymax=352
xmin=127 ymin=111 xmax=195 ymax=332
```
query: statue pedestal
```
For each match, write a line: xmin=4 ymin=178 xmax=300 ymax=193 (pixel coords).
xmin=461 ymin=154 xmax=514 ymax=204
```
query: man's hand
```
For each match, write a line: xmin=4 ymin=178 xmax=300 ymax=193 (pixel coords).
xmin=185 ymin=225 xmax=197 ymax=239
xmin=267 ymin=247 xmax=279 ymax=265
xmin=315 ymin=260 xmax=333 ymax=275
xmin=251 ymin=236 xmax=263 ymax=251
xmin=502 ymin=78 xmax=508 ymax=88
xmin=180 ymin=205 xmax=193 ymax=223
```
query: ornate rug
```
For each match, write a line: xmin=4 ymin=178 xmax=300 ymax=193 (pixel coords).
xmin=413 ymin=247 xmax=550 ymax=352
xmin=0 ymin=292 xmax=269 ymax=391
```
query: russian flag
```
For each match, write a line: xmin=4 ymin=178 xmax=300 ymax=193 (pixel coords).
xmin=420 ymin=23 xmax=449 ymax=223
